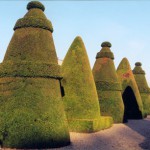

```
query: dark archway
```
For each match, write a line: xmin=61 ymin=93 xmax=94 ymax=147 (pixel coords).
xmin=122 ymin=86 xmax=142 ymax=123
xmin=59 ymin=81 xmax=65 ymax=97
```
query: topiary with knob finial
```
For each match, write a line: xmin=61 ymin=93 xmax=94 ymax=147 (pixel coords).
xmin=0 ymin=1 xmax=70 ymax=149
xmin=133 ymin=62 xmax=150 ymax=116
xmin=14 ymin=1 xmax=53 ymax=32
xmin=93 ymin=41 xmax=124 ymax=123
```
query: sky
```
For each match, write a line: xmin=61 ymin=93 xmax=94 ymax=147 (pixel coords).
xmin=0 ymin=0 xmax=150 ymax=85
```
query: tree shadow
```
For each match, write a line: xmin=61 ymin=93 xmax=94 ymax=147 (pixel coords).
xmin=125 ymin=116 xmax=150 ymax=149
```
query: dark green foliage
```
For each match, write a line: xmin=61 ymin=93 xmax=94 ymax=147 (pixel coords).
xmin=135 ymin=62 xmax=142 ymax=66
xmin=62 ymin=36 xmax=113 ymax=132
xmin=96 ymin=47 xmax=114 ymax=59
xmin=97 ymin=91 xmax=124 ymax=122
xmin=14 ymin=18 xmax=53 ymax=32
xmin=62 ymin=36 xmax=100 ymax=120
xmin=93 ymin=42 xmax=124 ymax=123
xmin=0 ymin=62 xmax=62 ymax=79
xmin=4 ymin=28 xmax=56 ymax=63
xmin=95 ymin=81 xmax=122 ymax=91
xmin=133 ymin=62 xmax=150 ymax=115
xmin=140 ymin=94 xmax=150 ymax=115
xmin=68 ymin=116 xmax=113 ymax=133
xmin=0 ymin=1 xmax=70 ymax=148
xmin=27 ymin=1 xmax=45 ymax=11
xmin=117 ymin=58 xmax=144 ymax=118
xmin=133 ymin=63 xmax=145 ymax=74
xmin=101 ymin=41 xmax=112 ymax=47
xmin=0 ymin=78 xmax=70 ymax=148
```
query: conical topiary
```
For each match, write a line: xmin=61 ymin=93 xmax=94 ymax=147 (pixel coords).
xmin=61 ymin=37 xmax=113 ymax=133
xmin=92 ymin=42 xmax=124 ymax=123
xmin=133 ymin=62 xmax=150 ymax=115
xmin=0 ymin=1 xmax=70 ymax=148
xmin=117 ymin=58 xmax=144 ymax=122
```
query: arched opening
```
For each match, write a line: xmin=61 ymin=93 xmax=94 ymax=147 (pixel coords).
xmin=122 ymin=86 xmax=142 ymax=123
xmin=0 ymin=140 xmax=2 ymax=148
xmin=59 ymin=81 xmax=65 ymax=97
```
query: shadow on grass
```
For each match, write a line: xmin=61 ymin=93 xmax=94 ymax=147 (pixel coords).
xmin=125 ymin=116 xmax=150 ymax=150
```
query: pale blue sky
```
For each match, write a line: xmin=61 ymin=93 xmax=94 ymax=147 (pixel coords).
xmin=0 ymin=1 xmax=150 ymax=85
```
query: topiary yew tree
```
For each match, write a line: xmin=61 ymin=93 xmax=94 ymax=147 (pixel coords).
xmin=61 ymin=37 xmax=113 ymax=133
xmin=133 ymin=62 xmax=150 ymax=115
xmin=0 ymin=1 xmax=70 ymax=149
xmin=92 ymin=42 xmax=124 ymax=123
xmin=117 ymin=58 xmax=144 ymax=120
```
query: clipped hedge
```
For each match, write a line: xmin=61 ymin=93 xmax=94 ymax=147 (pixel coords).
xmin=96 ymin=51 xmax=114 ymax=59
xmin=4 ymin=28 xmax=57 ymax=63
xmin=0 ymin=77 xmax=70 ymax=148
xmin=14 ymin=17 xmax=53 ymax=32
xmin=97 ymin=91 xmax=124 ymax=122
xmin=62 ymin=36 xmax=113 ymax=132
xmin=96 ymin=42 xmax=114 ymax=59
xmin=68 ymin=116 xmax=113 ymax=133
xmin=132 ymin=64 xmax=145 ymax=74
xmin=0 ymin=61 xmax=62 ymax=79
xmin=117 ymin=58 xmax=144 ymax=119
xmin=93 ymin=43 xmax=124 ymax=123
xmin=138 ymin=87 xmax=150 ymax=93
xmin=133 ymin=62 xmax=150 ymax=115
xmin=14 ymin=1 xmax=53 ymax=32
xmin=95 ymin=81 xmax=122 ymax=91
xmin=140 ymin=94 xmax=150 ymax=115
xmin=0 ymin=1 xmax=70 ymax=148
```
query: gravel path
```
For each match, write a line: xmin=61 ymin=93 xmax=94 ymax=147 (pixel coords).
xmin=3 ymin=116 xmax=150 ymax=150
xmin=54 ymin=116 xmax=150 ymax=150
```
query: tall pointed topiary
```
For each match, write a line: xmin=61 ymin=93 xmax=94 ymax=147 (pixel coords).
xmin=0 ymin=1 xmax=70 ymax=148
xmin=61 ymin=37 xmax=113 ymax=133
xmin=133 ymin=62 xmax=150 ymax=115
xmin=117 ymin=58 xmax=144 ymax=122
xmin=92 ymin=42 xmax=124 ymax=123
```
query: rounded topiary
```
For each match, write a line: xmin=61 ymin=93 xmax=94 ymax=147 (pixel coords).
xmin=27 ymin=1 xmax=45 ymax=11
xmin=93 ymin=42 xmax=124 ymax=123
xmin=117 ymin=58 xmax=144 ymax=121
xmin=135 ymin=62 xmax=142 ymax=66
xmin=101 ymin=41 xmax=112 ymax=48
xmin=62 ymin=36 xmax=113 ymax=132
